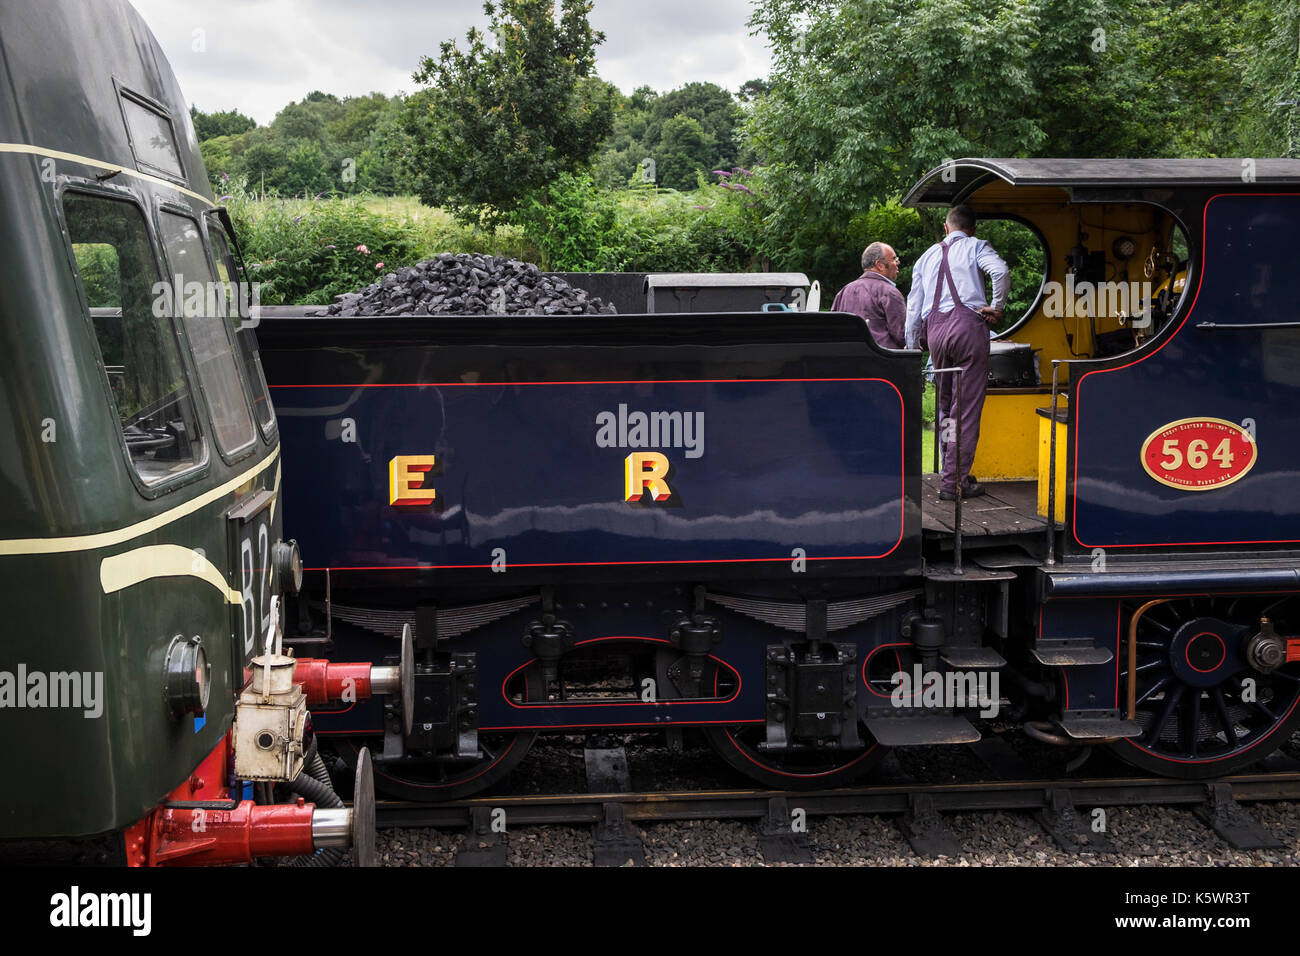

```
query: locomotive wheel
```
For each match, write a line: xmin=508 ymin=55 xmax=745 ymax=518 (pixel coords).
xmin=1108 ymin=596 xmax=1300 ymax=778
xmin=703 ymin=723 xmax=886 ymax=790
xmin=334 ymin=668 xmax=542 ymax=802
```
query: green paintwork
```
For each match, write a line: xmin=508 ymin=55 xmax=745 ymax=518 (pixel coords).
xmin=0 ymin=0 xmax=282 ymax=839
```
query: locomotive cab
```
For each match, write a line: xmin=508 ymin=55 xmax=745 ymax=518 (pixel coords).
xmin=901 ymin=159 xmax=1300 ymax=776
xmin=901 ymin=159 xmax=1295 ymax=522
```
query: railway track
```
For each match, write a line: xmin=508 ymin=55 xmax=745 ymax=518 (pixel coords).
xmin=372 ymin=743 xmax=1300 ymax=865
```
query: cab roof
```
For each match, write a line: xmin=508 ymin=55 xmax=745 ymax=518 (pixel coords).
xmin=902 ymin=158 xmax=1300 ymax=207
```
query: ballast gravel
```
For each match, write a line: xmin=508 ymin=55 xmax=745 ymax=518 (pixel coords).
xmin=370 ymin=730 xmax=1300 ymax=867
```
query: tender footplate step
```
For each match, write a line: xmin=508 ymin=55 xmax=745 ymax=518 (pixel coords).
xmin=584 ymin=742 xmax=632 ymax=793
xmin=941 ymin=647 xmax=1007 ymax=669
xmin=924 ymin=564 xmax=1019 ymax=582
xmin=865 ymin=715 xmax=981 ymax=745
xmin=758 ymin=797 xmax=813 ymax=864
xmin=898 ymin=794 xmax=962 ymax=858
xmin=455 ymin=805 xmax=508 ymax=867
xmin=1037 ymin=788 xmax=1113 ymax=853
xmin=1031 ymin=641 xmax=1113 ymax=666
xmin=1056 ymin=715 xmax=1143 ymax=739
xmin=1193 ymin=783 xmax=1284 ymax=851
xmin=592 ymin=802 xmax=646 ymax=867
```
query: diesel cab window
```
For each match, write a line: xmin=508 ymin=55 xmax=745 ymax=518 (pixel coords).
xmin=158 ymin=210 xmax=257 ymax=457
xmin=63 ymin=192 xmax=204 ymax=484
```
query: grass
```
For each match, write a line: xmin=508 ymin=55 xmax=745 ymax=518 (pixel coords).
xmin=922 ymin=381 xmax=936 ymax=473
xmin=359 ymin=195 xmax=535 ymax=261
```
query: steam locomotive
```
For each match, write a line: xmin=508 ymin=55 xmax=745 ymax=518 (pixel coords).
xmin=256 ymin=159 xmax=1300 ymax=797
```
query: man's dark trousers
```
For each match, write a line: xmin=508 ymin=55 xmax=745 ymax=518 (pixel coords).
xmin=925 ymin=242 xmax=989 ymax=495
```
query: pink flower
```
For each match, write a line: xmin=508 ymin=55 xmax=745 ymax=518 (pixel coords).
xmin=356 ymin=244 xmax=370 ymax=255
xmin=375 ymin=262 xmax=385 ymax=270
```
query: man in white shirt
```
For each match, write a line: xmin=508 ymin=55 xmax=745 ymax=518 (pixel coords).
xmin=905 ymin=205 xmax=1010 ymax=500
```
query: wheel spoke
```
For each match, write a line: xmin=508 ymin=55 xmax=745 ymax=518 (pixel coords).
xmin=1180 ymin=690 xmax=1203 ymax=757
xmin=1137 ymin=675 xmax=1173 ymax=706
xmin=1247 ymin=698 xmax=1276 ymax=721
xmin=1143 ymin=684 xmax=1184 ymax=746
xmin=1211 ymin=687 xmax=1238 ymax=748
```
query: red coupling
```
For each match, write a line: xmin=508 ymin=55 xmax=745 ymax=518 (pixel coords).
xmin=294 ymin=658 xmax=373 ymax=705
xmin=144 ymin=799 xmax=317 ymax=866
xmin=1287 ymin=638 xmax=1300 ymax=663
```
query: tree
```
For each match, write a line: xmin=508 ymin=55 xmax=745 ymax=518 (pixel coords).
xmin=656 ymin=115 xmax=717 ymax=190
xmin=1236 ymin=0 xmax=1300 ymax=156
xmin=190 ymin=106 xmax=255 ymax=141
xmin=647 ymin=82 xmax=741 ymax=161
xmin=400 ymin=0 xmax=615 ymax=224
xmin=741 ymin=0 xmax=1228 ymax=276
xmin=240 ymin=141 xmax=289 ymax=196
xmin=737 ymin=78 xmax=772 ymax=104
xmin=272 ymin=101 xmax=327 ymax=142
xmin=592 ymin=81 xmax=746 ymax=189
xmin=199 ymin=135 xmax=241 ymax=183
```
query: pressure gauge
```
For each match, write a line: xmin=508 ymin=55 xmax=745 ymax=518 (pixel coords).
xmin=1112 ymin=236 xmax=1137 ymax=260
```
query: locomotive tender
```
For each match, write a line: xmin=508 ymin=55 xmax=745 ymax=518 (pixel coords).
xmin=0 ymin=0 xmax=382 ymax=865
xmin=257 ymin=158 xmax=1300 ymax=796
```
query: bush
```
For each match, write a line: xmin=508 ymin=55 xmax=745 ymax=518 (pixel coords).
xmin=602 ymin=169 xmax=766 ymax=273
xmin=511 ymin=173 xmax=620 ymax=271
xmin=224 ymin=181 xmax=420 ymax=305
xmin=223 ymin=184 xmax=541 ymax=305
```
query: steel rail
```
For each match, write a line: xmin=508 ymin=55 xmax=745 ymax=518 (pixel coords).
xmin=373 ymin=770 xmax=1300 ymax=829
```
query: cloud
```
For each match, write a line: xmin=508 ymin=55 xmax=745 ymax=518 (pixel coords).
xmin=129 ymin=0 xmax=771 ymax=123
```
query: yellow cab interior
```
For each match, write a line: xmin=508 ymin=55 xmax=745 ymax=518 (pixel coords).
xmin=910 ymin=167 xmax=1192 ymax=530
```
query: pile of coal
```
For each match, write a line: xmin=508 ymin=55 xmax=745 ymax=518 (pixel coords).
xmin=312 ymin=253 xmax=616 ymax=316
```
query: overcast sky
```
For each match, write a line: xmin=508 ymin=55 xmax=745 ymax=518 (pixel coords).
xmin=129 ymin=0 xmax=773 ymax=125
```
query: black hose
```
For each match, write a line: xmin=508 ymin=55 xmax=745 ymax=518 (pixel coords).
xmin=306 ymin=750 xmax=332 ymax=788
xmin=286 ymin=753 xmax=346 ymax=867
xmin=289 ymin=763 xmax=343 ymax=809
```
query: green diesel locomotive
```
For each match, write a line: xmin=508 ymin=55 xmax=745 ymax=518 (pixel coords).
xmin=0 ymin=0 xmax=381 ymax=865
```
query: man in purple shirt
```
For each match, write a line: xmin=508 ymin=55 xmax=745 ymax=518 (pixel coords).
xmin=905 ymin=205 xmax=1010 ymax=501
xmin=832 ymin=242 xmax=906 ymax=350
